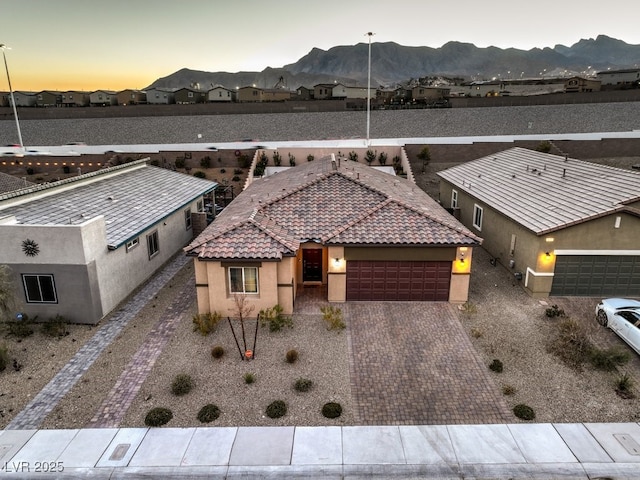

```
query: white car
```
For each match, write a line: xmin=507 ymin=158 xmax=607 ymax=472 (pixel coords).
xmin=595 ymin=298 xmax=640 ymax=355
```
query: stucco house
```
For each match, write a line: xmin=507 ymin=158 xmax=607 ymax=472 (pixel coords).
xmin=116 ymin=89 xmax=147 ymax=105
xmin=61 ymin=91 xmax=90 ymax=107
xmin=145 ymin=88 xmax=175 ymax=105
xmin=208 ymin=86 xmax=236 ymax=102
xmin=89 ymin=90 xmax=117 ymax=106
xmin=0 ymin=159 xmax=216 ymax=324
xmin=438 ymin=147 xmax=640 ymax=298
xmin=185 ymin=155 xmax=480 ymax=318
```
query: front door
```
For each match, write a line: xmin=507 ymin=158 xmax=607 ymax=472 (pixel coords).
xmin=303 ymin=249 xmax=323 ymax=282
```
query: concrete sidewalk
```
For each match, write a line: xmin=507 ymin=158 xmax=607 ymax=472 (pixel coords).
xmin=1 ymin=422 xmax=639 ymax=479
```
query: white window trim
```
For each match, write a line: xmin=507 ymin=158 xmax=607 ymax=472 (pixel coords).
xmin=126 ymin=237 xmax=139 ymax=252
xmin=22 ymin=274 xmax=57 ymax=303
xmin=451 ymin=189 xmax=458 ymax=208
xmin=147 ymin=230 xmax=159 ymax=259
xmin=184 ymin=209 xmax=192 ymax=230
xmin=473 ymin=204 xmax=483 ymax=230
xmin=228 ymin=267 xmax=259 ymax=294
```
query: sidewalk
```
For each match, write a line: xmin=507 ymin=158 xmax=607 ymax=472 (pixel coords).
xmin=1 ymin=422 xmax=640 ymax=479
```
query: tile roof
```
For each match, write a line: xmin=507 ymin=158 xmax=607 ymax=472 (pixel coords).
xmin=0 ymin=160 xmax=217 ymax=249
xmin=185 ymin=156 xmax=480 ymax=260
xmin=437 ymin=147 xmax=640 ymax=235
xmin=0 ymin=172 xmax=34 ymax=194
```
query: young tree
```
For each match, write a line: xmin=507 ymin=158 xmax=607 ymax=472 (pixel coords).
xmin=0 ymin=265 xmax=15 ymax=322
xmin=232 ymin=294 xmax=255 ymax=356
xmin=417 ymin=146 xmax=431 ymax=173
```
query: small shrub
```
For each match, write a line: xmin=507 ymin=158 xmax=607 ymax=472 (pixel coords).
xmin=548 ymin=318 xmax=593 ymax=370
xmin=307 ymin=154 xmax=314 ymax=162
xmin=41 ymin=315 xmax=69 ymax=337
xmin=211 ymin=345 xmax=225 ymax=359
xmin=535 ymin=141 xmax=552 ymax=153
xmin=244 ymin=372 xmax=256 ymax=384
xmin=193 ymin=311 xmax=222 ymax=336
xmin=0 ymin=345 xmax=8 ymax=372
xmin=489 ymin=359 xmax=503 ymax=373
xmin=378 ymin=152 xmax=388 ymax=165
xmin=175 ymin=158 xmax=186 ymax=169
xmin=232 ymin=175 xmax=241 ymax=182
xmin=288 ymin=153 xmax=296 ymax=166
xmin=502 ymin=384 xmax=517 ymax=396
xmin=294 ymin=378 xmax=313 ymax=392
xmin=197 ymin=404 xmax=221 ymax=423
xmin=265 ymin=400 xmax=287 ymax=418
xmin=220 ymin=168 xmax=226 ymax=173
xmin=365 ymin=149 xmax=376 ymax=165
xmin=322 ymin=402 xmax=342 ymax=419
xmin=320 ymin=305 xmax=345 ymax=331
xmin=145 ymin=407 xmax=173 ymax=426
xmin=513 ymin=404 xmax=535 ymax=421
xmin=285 ymin=349 xmax=299 ymax=364
xmin=149 ymin=159 xmax=160 ymax=166
xmin=200 ymin=156 xmax=211 ymax=168
xmin=348 ymin=151 xmax=358 ymax=161
xmin=273 ymin=151 xmax=282 ymax=166
xmin=470 ymin=328 xmax=483 ymax=338
xmin=545 ymin=304 xmax=566 ymax=318
xmin=171 ymin=373 xmax=194 ymax=396
xmin=589 ymin=346 xmax=630 ymax=371
xmin=259 ymin=304 xmax=293 ymax=332
xmin=615 ymin=373 xmax=635 ymax=399
xmin=233 ymin=168 xmax=243 ymax=175
xmin=7 ymin=321 xmax=34 ymax=338
xmin=193 ymin=171 xmax=206 ymax=178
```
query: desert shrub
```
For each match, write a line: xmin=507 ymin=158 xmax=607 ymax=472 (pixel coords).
xmin=175 ymin=158 xmax=186 ymax=169
xmin=149 ymin=159 xmax=160 ymax=166
xmin=193 ymin=171 xmax=206 ymax=178
xmin=265 ymin=400 xmax=287 ymax=418
xmin=294 ymin=378 xmax=313 ymax=392
xmin=535 ymin=141 xmax=552 ymax=153
xmin=7 ymin=321 xmax=34 ymax=338
xmin=321 ymin=402 xmax=342 ymax=419
xmin=211 ymin=345 xmax=225 ymax=359
xmin=220 ymin=168 xmax=226 ymax=173
xmin=232 ymin=175 xmax=241 ymax=182
xmin=307 ymin=154 xmax=314 ymax=162
xmin=545 ymin=304 xmax=566 ymax=318
xmin=615 ymin=373 xmax=635 ymax=399
xmin=197 ymin=404 xmax=221 ymax=423
xmin=243 ymin=372 xmax=256 ymax=384
xmin=273 ymin=151 xmax=282 ymax=166
xmin=320 ymin=305 xmax=345 ymax=331
xmin=513 ymin=404 xmax=535 ymax=421
xmin=470 ymin=328 xmax=483 ymax=338
xmin=259 ymin=304 xmax=292 ymax=332
xmin=192 ymin=311 xmax=222 ymax=336
xmin=502 ymin=384 xmax=517 ymax=396
xmin=365 ymin=149 xmax=376 ymax=165
xmin=489 ymin=359 xmax=503 ymax=373
xmin=145 ymin=407 xmax=173 ymax=426
xmin=348 ymin=151 xmax=358 ymax=161
xmin=378 ymin=152 xmax=388 ymax=165
xmin=171 ymin=373 xmax=194 ymax=396
xmin=0 ymin=344 xmax=8 ymax=372
xmin=40 ymin=315 xmax=69 ymax=337
xmin=589 ymin=346 xmax=630 ymax=371
xmin=285 ymin=349 xmax=299 ymax=364
xmin=288 ymin=153 xmax=296 ymax=166
xmin=200 ymin=156 xmax=211 ymax=168
xmin=548 ymin=317 xmax=593 ymax=370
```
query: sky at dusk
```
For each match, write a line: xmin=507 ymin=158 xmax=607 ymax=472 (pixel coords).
xmin=2 ymin=0 xmax=640 ymax=92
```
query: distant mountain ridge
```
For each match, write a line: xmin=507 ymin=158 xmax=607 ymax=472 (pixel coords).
xmin=146 ymin=35 xmax=640 ymax=90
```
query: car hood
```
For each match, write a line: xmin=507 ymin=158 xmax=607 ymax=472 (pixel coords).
xmin=601 ymin=298 xmax=640 ymax=310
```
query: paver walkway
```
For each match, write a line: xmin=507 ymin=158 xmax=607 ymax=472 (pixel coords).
xmin=5 ymin=254 xmax=190 ymax=430
xmin=345 ymin=302 xmax=512 ymax=425
xmin=87 ymin=284 xmax=195 ymax=428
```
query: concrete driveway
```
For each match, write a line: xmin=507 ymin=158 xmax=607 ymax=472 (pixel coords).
xmin=344 ymin=302 xmax=512 ymax=425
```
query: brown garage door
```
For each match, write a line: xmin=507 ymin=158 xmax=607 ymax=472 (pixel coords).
xmin=346 ymin=261 xmax=451 ymax=301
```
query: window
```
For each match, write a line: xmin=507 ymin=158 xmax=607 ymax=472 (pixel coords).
xmin=126 ymin=237 xmax=139 ymax=252
xmin=229 ymin=267 xmax=258 ymax=294
xmin=22 ymin=274 xmax=57 ymax=303
xmin=473 ymin=204 xmax=483 ymax=230
xmin=147 ymin=230 xmax=159 ymax=259
xmin=184 ymin=209 xmax=192 ymax=230
xmin=451 ymin=190 xmax=458 ymax=208
xmin=197 ymin=200 xmax=204 ymax=212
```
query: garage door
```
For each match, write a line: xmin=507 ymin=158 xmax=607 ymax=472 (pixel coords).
xmin=550 ymin=255 xmax=640 ymax=297
xmin=346 ymin=261 xmax=451 ymax=301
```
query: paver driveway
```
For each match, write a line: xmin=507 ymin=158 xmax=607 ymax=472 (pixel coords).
xmin=345 ymin=302 xmax=512 ymax=425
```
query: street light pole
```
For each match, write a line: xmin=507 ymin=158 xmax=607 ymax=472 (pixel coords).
xmin=365 ymin=32 xmax=374 ymax=146
xmin=0 ymin=44 xmax=25 ymax=151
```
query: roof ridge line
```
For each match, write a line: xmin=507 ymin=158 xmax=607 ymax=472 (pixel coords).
xmin=248 ymin=213 xmax=298 ymax=252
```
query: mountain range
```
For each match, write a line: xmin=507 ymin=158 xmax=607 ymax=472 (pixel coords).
xmin=146 ymin=35 xmax=640 ymax=90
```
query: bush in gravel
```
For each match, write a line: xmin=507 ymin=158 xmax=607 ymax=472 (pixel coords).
xmin=489 ymin=359 xmax=503 ymax=373
xmin=502 ymin=384 xmax=517 ymax=396
xmin=615 ymin=373 xmax=635 ymax=399
xmin=513 ymin=404 xmax=535 ymax=421
xmin=294 ymin=378 xmax=313 ymax=392
xmin=589 ymin=346 xmax=630 ymax=371
xmin=548 ymin=317 xmax=592 ymax=370
xmin=545 ymin=304 xmax=566 ymax=318
xmin=285 ymin=349 xmax=299 ymax=364
xmin=320 ymin=305 xmax=345 ymax=331
xmin=259 ymin=304 xmax=293 ymax=332
xmin=322 ymin=402 xmax=343 ymax=419
xmin=40 ymin=316 xmax=69 ymax=337
xmin=211 ymin=345 xmax=225 ymax=359
xmin=145 ymin=407 xmax=173 ymax=426
xmin=171 ymin=374 xmax=194 ymax=396
xmin=265 ymin=400 xmax=287 ymax=419
xmin=193 ymin=311 xmax=221 ymax=336
xmin=243 ymin=372 xmax=256 ymax=384
xmin=197 ymin=404 xmax=221 ymax=423
xmin=7 ymin=321 xmax=34 ymax=338
xmin=0 ymin=344 xmax=8 ymax=372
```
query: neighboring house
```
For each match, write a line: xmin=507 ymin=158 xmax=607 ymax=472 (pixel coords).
xmin=0 ymin=160 xmax=217 ymax=324
xmin=237 ymin=86 xmax=264 ymax=102
xmin=207 ymin=86 xmax=235 ymax=102
xmin=0 ymin=91 xmax=8 ymax=107
xmin=174 ymin=88 xmax=206 ymax=104
xmin=331 ymin=83 xmax=374 ymax=100
xmin=35 ymin=91 xmax=62 ymax=107
xmin=294 ymin=86 xmax=313 ymax=100
xmin=411 ymin=86 xmax=451 ymax=103
xmin=185 ymin=156 xmax=480 ymax=318
xmin=61 ymin=91 xmax=90 ymax=107
xmin=564 ymin=76 xmax=601 ymax=93
xmin=116 ymin=89 xmax=147 ymax=105
xmin=313 ymin=83 xmax=336 ymax=100
xmin=9 ymin=91 xmax=37 ymax=107
xmin=89 ymin=90 xmax=118 ymax=106
xmin=438 ymin=147 xmax=640 ymax=298
xmin=145 ymin=88 xmax=176 ymax=104
xmin=597 ymin=68 xmax=640 ymax=89
xmin=0 ymin=172 xmax=33 ymax=194
xmin=261 ymin=88 xmax=293 ymax=102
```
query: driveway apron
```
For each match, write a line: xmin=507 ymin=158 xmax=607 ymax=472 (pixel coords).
xmin=345 ymin=302 xmax=512 ymax=425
